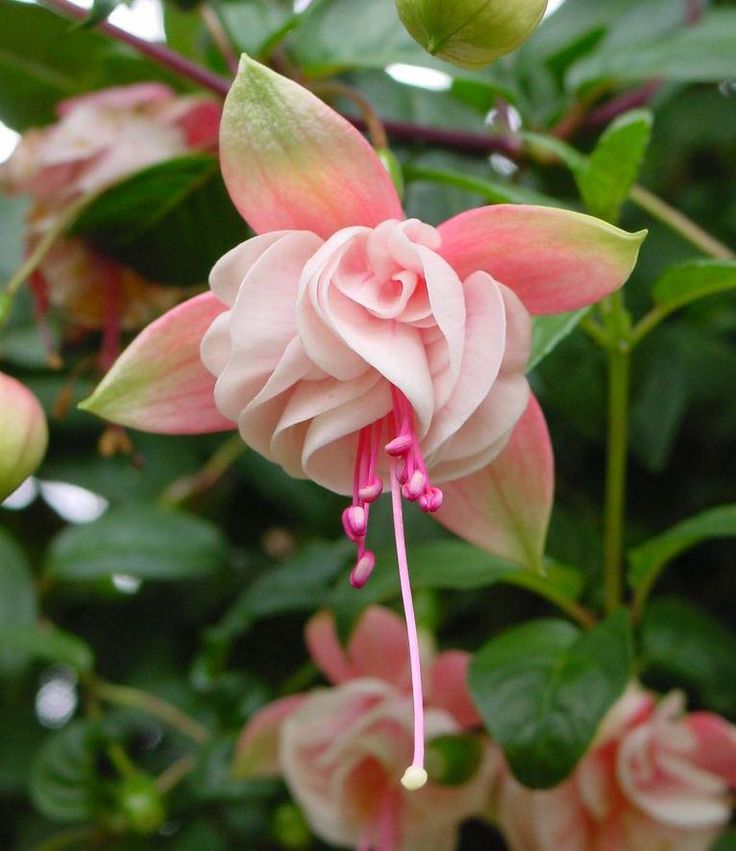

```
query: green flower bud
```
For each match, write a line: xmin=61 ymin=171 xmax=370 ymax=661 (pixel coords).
xmin=118 ymin=774 xmax=166 ymax=835
xmin=0 ymin=372 xmax=48 ymax=501
xmin=396 ymin=0 xmax=548 ymax=69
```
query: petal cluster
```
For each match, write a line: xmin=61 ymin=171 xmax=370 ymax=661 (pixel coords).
xmin=1 ymin=83 xmax=221 ymax=332
xmin=497 ymin=683 xmax=736 ymax=851
xmin=201 ymin=219 xmax=530 ymax=495
xmin=235 ymin=607 xmax=497 ymax=851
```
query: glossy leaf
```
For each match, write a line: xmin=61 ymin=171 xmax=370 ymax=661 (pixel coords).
xmin=469 ymin=610 xmax=633 ymax=788
xmin=576 ymin=109 xmax=652 ymax=223
xmin=641 ymin=597 xmax=736 ymax=717
xmin=568 ymin=10 xmax=736 ymax=89
xmin=628 ymin=504 xmax=736 ymax=593
xmin=0 ymin=529 xmax=38 ymax=674
xmin=70 ymin=155 xmax=249 ymax=286
xmin=529 ymin=309 xmax=589 ymax=371
xmin=0 ymin=623 xmax=94 ymax=672
xmin=29 ymin=721 xmax=100 ymax=823
xmin=45 ymin=503 xmax=227 ymax=582
xmin=652 ymin=260 xmax=736 ymax=312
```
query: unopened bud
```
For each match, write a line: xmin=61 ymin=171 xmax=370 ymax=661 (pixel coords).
xmin=0 ymin=373 xmax=48 ymax=501
xmin=396 ymin=0 xmax=548 ymax=69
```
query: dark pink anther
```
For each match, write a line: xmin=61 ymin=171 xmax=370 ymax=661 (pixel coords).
xmin=350 ymin=550 xmax=376 ymax=589
xmin=342 ymin=505 xmax=367 ymax=541
xmin=404 ymin=470 xmax=426 ymax=500
xmin=359 ymin=478 xmax=383 ymax=503
xmin=395 ymin=458 xmax=409 ymax=485
xmin=385 ymin=434 xmax=413 ymax=456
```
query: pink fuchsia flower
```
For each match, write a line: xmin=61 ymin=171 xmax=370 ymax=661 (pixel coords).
xmin=0 ymin=372 xmax=48 ymax=500
xmin=81 ymin=58 xmax=645 ymax=785
xmin=496 ymin=683 xmax=736 ymax=851
xmin=234 ymin=606 xmax=500 ymax=851
xmin=0 ymin=83 xmax=221 ymax=355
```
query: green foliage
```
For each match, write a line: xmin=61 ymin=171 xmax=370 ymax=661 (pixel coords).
xmin=469 ymin=611 xmax=633 ymax=788
xmin=0 ymin=528 xmax=37 ymax=673
xmin=45 ymin=503 xmax=228 ymax=582
xmin=628 ymin=504 xmax=736 ymax=594
xmin=576 ymin=109 xmax=652 ymax=223
xmin=641 ymin=597 xmax=736 ymax=718
xmin=70 ymin=155 xmax=249 ymax=286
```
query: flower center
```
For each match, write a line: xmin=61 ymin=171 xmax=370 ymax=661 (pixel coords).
xmin=341 ymin=386 xmax=443 ymax=791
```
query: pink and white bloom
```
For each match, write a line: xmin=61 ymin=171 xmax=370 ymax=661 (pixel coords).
xmin=81 ymin=58 xmax=645 ymax=784
xmin=0 ymin=83 xmax=221 ymax=345
xmin=497 ymin=683 xmax=736 ymax=851
xmin=0 ymin=372 xmax=48 ymax=500
xmin=235 ymin=606 xmax=499 ymax=851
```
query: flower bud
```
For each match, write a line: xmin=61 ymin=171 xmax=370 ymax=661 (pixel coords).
xmin=0 ymin=373 xmax=48 ymax=501
xmin=395 ymin=0 xmax=548 ymax=69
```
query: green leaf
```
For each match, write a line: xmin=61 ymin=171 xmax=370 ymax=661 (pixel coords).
xmin=712 ymin=832 xmax=736 ymax=851
xmin=29 ymin=721 xmax=100 ymax=823
xmin=469 ymin=610 xmax=633 ymax=788
xmin=0 ymin=624 xmax=94 ymax=672
xmin=69 ymin=154 xmax=249 ymax=286
xmin=0 ymin=529 xmax=38 ymax=674
xmin=576 ymin=109 xmax=652 ymax=223
xmin=80 ymin=0 xmax=124 ymax=27
xmin=652 ymin=260 xmax=736 ymax=313
xmin=218 ymin=0 xmax=295 ymax=57
xmin=0 ymin=0 xmax=182 ymax=130
xmin=426 ymin=733 xmax=484 ymax=786
xmin=628 ymin=504 xmax=736 ymax=594
xmin=213 ymin=540 xmax=354 ymax=641
xmin=327 ymin=540 xmax=585 ymax=616
xmin=568 ymin=10 xmax=736 ymax=89
xmin=45 ymin=503 xmax=227 ymax=582
xmin=529 ymin=309 xmax=590 ymax=372
xmin=641 ymin=598 xmax=736 ymax=717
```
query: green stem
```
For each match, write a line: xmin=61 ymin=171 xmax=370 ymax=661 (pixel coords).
xmin=155 ymin=753 xmax=196 ymax=795
xmin=0 ymin=199 xmax=88 ymax=330
xmin=90 ymin=679 xmax=209 ymax=743
xmin=161 ymin=434 xmax=244 ymax=507
xmin=601 ymin=293 xmax=632 ymax=614
xmin=629 ymin=185 xmax=735 ymax=260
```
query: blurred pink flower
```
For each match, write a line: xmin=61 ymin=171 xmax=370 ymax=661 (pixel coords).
xmin=497 ymin=683 xmax=736 ymax=851
xmin=82 ymin=59 xmax=645 ymax=782
xmin=235 ymin=606 xmax=499 ymax=851
xmin=0 ymin=83 xmax=221 ymax=356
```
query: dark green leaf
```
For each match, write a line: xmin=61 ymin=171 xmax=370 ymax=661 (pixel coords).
xmin=641 ymin=598 xmax=736 ymax=717
xmin=469 ymin=611 xmax=633 ymax=788
xmin=214 ymin=539 xmax=354 ymax=640
xmin=529 ymin=309 xmax=590 ymax=372
xmin=327 ymin=540 xmax=585 ymax=617
xmin=628 ymin=504 xmax=736 ymax=593
xmin=0 ymin=0 xmax=182 ymax=130
xmin=576 ymin=109 xmax=652 ymax=223
xmin=712 ymin=831 xmax=736 ymax=851
xmin=218 ymin=0 xmax=295 ymax=57
xmin=29 ymin=721 xmax=100 ymax=823
xmin=69 ymin=154 xmax=248 ymax=286
xmin=0 ymin=624 xmax=94 ymax=672
xmin=568 ymin=10 xmax=736 ymax=89
xmin=426 ymin=733 xmax=484 ymax=786
xmin=45 ymin=503 xmax=227 ymax=581
xmin=652 ymin=260 xmax=736 ymax=312
xmin=0 ymin=528 xmax=38 ymax=674
xmin=79 ymin=0 xmax=124 ymax=27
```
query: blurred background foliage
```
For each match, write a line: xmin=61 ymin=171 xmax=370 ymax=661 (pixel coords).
xmin=0 ymin=0 xmax=735 ymax=847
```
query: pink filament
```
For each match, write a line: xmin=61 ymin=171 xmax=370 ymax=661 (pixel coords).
xmin=390 ymin=458 xmax=425 ymax=779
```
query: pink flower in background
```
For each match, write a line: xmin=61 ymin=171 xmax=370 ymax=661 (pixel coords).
xmin=497 ymin=683 xmax=736 ymax=851
xmin=0 ymin=83 xmax=221 ymax=359
xmin=235 ymin=606 xmax=499 ymax=851
xmin=82 ymin=58 xmax=645 ymax=784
